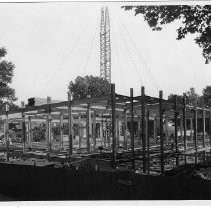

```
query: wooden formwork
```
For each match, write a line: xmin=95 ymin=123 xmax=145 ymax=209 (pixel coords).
xmin=1 ymin=83 xmax=211 ymax=174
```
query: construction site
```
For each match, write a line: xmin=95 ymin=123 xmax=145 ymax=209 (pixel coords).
xmin=0 ymin=6 xmax=211 ymax=200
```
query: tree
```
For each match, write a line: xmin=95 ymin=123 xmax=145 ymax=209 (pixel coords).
xmin=122 ymin=5 xmax=211 ymax=64
xmin=168 ymin=87 xmax=200 ymax=106
xmin=0 ymin=47 xmax=17 ymax=110
xmin=68 ymin=75 xmax=110 ymax=100
xmin=186 ymin=87 xmax=201 ymax=106
xmin=202 ymin=86 xmax=211 ymax=107
xmin=168 ymin=94 xmax=183 ymax=105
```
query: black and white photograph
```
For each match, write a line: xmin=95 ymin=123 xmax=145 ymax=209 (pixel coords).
xmin=0 ymin=0 xmax=211 ymax=203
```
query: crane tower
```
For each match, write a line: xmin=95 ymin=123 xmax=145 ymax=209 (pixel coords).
xmin=100 ymin=6 xmax=111 ymax=84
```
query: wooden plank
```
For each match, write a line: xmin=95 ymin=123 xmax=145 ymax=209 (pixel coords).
xmin=183 ymin=93 xmax=187 ymax=163
xmin=159 ymin=90 xmax=164 ymax=174
xmin=125 ymin=101 xmax=171 ymax=111
xmin=174 ymin=95 xmax=179 ymax=166
xmin=115 ymin=93 xmax=130 ymax=100
xmin=146 ymin=109 xmax=150 ymax=174
xmin=190 ymin=118 xmax=193 ymax=143
xmin=182 ymin=146 xmax=211 ymax=155
xmin=5 ymin=104 xmax=9 ymax=161
xmin=60 ymin=112 xmax=64 ymax=149
xmin=138 ymin=118 xmax=141 ymax=147
xmin=202 ymin=107 xmax=206 ymax=148
xmin=86 ymin=103 xmax=91 ymax=153
xmin=111 ymin=84 xmax=117 ymax=168
xmin=2 ymin=94 xmax=209 ymax=116
xmin=186 ymin=105 xmax=210 ymax=112
xmin=116 ymin=119 xmax=120 ymax=148
xmin=28 ymin=116 xmax=32 ymax=147
xmin=209 ymin=109 xmax=211 ymax=156
xmin=46 ymin=96 xmax=52 ymax=156
xmin=123 ymin=108 xmax=127 ymax=150
xmin=21 ymin=101 xmax=26 ymax=154
xmin=78 ymin=113 xmax=82 ymax=150
xmin=194 ymin=107 xmax=198 ymax=164
xmin=202 ymin=106 xmax=206 ymax=160
xmin=68 ymin=92 xmax=73 ymax=156
xmin=0 ymin=95 xmax=111 ymax=115
xmin=93 ymin=111 xmax=97 ymax=149
xmin=153 ymin=117 xmax=157 ymax=142
xmin=141 ymin=86 xmax=146 ymax=173
xmin=101 ymin=114 xmax=106 ymax=148
xmin=130 ymin=88 xmax=135 ymax=169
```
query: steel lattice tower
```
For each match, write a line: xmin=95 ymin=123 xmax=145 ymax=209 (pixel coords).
xmin=100 ymin=6 xmax=111 ymax=84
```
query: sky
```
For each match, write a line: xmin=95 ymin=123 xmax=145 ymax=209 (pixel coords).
xmin=0 ymin=1 xmax=211 ymax=104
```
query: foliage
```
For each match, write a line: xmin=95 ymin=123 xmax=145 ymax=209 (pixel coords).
xmin=202 ymin=86 xmax=211 ymax=107
xmin=168 ymin=94 xmax=184 ymax=105
xmin=186 ymin=87 xmax=201 ymax=106
xmin=122 ymin=5 xmax=211 ymax=64
xmin=68 ymin=75 xmax=110 ymax=100
xmin=168 ymin=87 xmax=201 ymax=106
xmin=0 ymin=47 xmax=17 ymax=110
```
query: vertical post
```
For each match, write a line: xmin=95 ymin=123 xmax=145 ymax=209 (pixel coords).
xmin=190 ymin=118 xmax=193 ymax=143
xmin=165 ymin=118 xmax=169 ymax=145
xmin=60 ymin=112 xmax=64 ymax=149
xmin=78 ymin=113 xmax=82 ymax=150
xmin=180 ymin=117 xmax=183 ymax=145
xmin=46 ymin=117 xmax=49 ymax=151
xmin=202 ymin=108 xmax=206 ymax=148
xmin=116 ymin=120 xmax=120 ymax=149
xmin=100 ymin=115 xmax=104 ymax=147
xmin=138 ymin=119 xmax=141 ymax=147
xmin=159 ymin=90 xmax=164 ymax=174
xmin=111 ymin=84 xmax=116 ymax=168
xmin=46 ymin=96 xmax=52 ymax=156
xmin=101 ymin=115 xmax=106 ymax=148
xmin=174 ymin=95 xmax=179 ymax=166
xmin=141 ymin=86 xmax=146 ymax=173
xmin=5 ymin=104 xmax=9 ymax=161
xmin=93 ymin=111 xmax=97 ymax=150
xmin=146 ymin=110 xmax=150 ymax=174
xmin=194 ymin=107 xmax=198 ymax=164
xmin=26 ymin=120 xmax=28 ymax=143
xmin=202 ymin=107 xmax=206 ymax=160
xmin=130 ymin=88 xmax=135 ymax=169
xmin=209 ymin=109 xmax=211 ymax=156
xmin=68 ymin=92 xmax=73 ymax=156
xmin=123 ymin=108 xmax=127 ymax=150
xmin=21 ymin=101 xmax=26 ymax=154
xmin=86 ymin=103 xmax=91 ymax=153
xmin=28 ymin=116 xmax=32 ymax=147
xmin=49 ymin=117 xmax=52 ymax=150
xmin=153 ymin=117 xmax=157 ymax=142
xmin=183 ymin=94 xmax=187 ymax=163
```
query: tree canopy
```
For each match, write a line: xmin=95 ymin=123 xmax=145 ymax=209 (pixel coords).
xmin=0 ymin=47 xmax=17 ymax=110
xmin=168 ymin=87 xmax=211 ymax=107
xmin=68 ymin=75 xmax=110 ymax=100
xmin=122 ymin=5 xmax=211 ymax=64
xmin=168 ymin=87 xmax=200 ymax=105
xmin=202 ymin=86 xmax=211 ymax=107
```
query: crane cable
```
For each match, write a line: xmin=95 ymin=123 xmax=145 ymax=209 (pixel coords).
xmin=117 ymin=14 xmax=161 ymax=91
xmin=83 ymin=21 xmax=98 ymax=75
xmin=113 ymin=13 xmax=144 ymax=86
xmin=41 ymin=16 xmax=94 ymax=94
xmin=110 ymin=13 xmax=126 ymax=94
